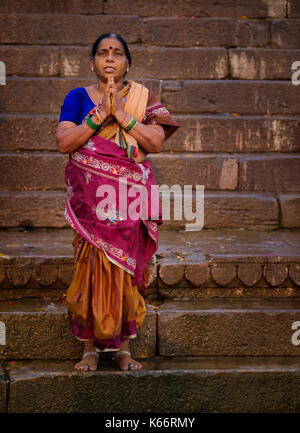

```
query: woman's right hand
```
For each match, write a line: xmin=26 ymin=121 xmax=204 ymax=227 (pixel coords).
xmin=99 ymin=78 xmax=113 ymax=118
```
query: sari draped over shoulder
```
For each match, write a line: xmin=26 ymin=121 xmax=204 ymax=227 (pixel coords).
xmin=63 ymin=79 xmax=179 ymax=352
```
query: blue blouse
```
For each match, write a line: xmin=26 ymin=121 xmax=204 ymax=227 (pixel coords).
xmin=59 ymin=87 xmax=97 ymax=125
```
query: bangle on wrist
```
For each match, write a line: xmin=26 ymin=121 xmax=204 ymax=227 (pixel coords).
xmin=124 ymin=116 xmax=138 ymax=133
xmin=86 ymin=114 xmax=100 ymax=131
xmin=95 ymin=107 xmax=104 ymax=124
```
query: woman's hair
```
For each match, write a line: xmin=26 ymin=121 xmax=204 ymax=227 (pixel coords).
xmin=90 ymin=33 xmax=132 ymax=67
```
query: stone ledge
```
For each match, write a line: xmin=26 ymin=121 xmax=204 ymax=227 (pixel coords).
xmin=2 ymin=152 xmax=300 ymax=194
xmin=0 ymin=228 xmax=300 ymax=297
xmin=104 ymin=0 xmax=286 ymax=18
xmin=229 ymin=48 xmax=300 ymax=79
xmin=0 ymin=45 xmax=229 ymax=80
xmin=6 ymin=357 xmax=300 ymax=413
xmin=162 ymin=80 xmax=300 ymax=115
xmin=157 ymin=298 xmax=300 ymax=356
xmin=0 ymin=299 xmax=157 ymax=360
xmin=1 ymin=114 xmax=300 ymax=154
xmin=0 ymin=0 xmax=104 ymax=14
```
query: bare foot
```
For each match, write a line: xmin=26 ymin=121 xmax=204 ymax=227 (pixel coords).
xmin=75 ymin=347 xmax=99 ymax=371
xmin=114 ymin=350 xmax=142 ymax=371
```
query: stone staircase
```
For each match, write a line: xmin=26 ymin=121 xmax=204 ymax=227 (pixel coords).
xmin=0 ymin=0 xmax=300 ymax=413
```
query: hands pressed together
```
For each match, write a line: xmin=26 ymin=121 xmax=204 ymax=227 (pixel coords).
xmin=97 ymin=76 xmax=126 ymax=122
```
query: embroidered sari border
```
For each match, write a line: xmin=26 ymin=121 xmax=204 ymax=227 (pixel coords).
xmin=65 ymin=197 xmax=136 ymax=273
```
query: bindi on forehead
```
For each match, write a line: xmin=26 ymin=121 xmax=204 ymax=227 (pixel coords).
xmin=98 ymin=45 xmax=123 ymax=52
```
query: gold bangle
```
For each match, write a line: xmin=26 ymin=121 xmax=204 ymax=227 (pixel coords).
xmin=123 ymin=115 xmax=133 ymax=129
xmin=95 ymin=107 xmax=103 ymax=124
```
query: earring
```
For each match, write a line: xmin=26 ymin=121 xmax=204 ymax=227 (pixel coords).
xmin=92 ymin=67 xmax=94 ymax=71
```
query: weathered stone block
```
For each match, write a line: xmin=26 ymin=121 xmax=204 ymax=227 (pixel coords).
xmin=263 ymin=264 xmax=289 ymax=286
xmin=210 ymin=263 xmax=236 ymax=286
xmin=0 ymin=191 xmax=67 ymax=228
xmin=0 ymin=0 xmax=103 ymax=13
xmin=271 ymin=19 xmax=300 ymax=48
xmin=159 ymin=263 xmax=185 ymax=286
xmin=149 ymin=153 xmax=238 ymax=190
xmin=203 ymin=192 xmax=278 ymax=229
xmin=288 ymin=0 xmax=300 ymax=17
xmin=157 ymin=299 xmax=300 ymax=356
xmin=164 ymin=116 xmax=300 ymax=153
xmin=289 ymin=264 xmax=300 ymax=285
xmin=237 ymin=263 xmax=262 ymax=287
xmin=0 ymin=46 xmax=60 ymax=77
xmin=0 ymin=14 xmax=139 ymax=45
xmin=162 ymin=80 xmax=300 ymax=115
xmin=279 ymin=194 xmax=300 ymax=229
xmin=7 ymin=358 xmax=300 ymax=413
xmin=0 ymin=300 xmax=156 ymax=360
xmin=0 ymin=152 xmax=68 ymax=191
xmin=239 ymin=156 xmax=300 ymax=193
xmin=185 ymin=264 xmax=210 ymax=287
xmin=0 ymin=114 xmax=58 ymax=152
xmin=129 ymin=47 xmax=228 ymax=79
xmin=141 ymin=18 xmax=270 ymax=47
xmin=105 ymin=0 xmax=286 ymax=18
xmin=229 ymin=49 xmax=300 ymax=79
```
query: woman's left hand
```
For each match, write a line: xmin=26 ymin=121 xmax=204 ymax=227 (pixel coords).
xmin=109 ymin=77 xmax=125 ymax=119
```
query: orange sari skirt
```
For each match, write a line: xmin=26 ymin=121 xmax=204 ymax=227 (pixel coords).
xmin=65 ymin=230 xmax=147 ymax=353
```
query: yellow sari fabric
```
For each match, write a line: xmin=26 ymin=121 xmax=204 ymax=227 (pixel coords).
xmin=65 ymin=230 xmax=147 ymax=352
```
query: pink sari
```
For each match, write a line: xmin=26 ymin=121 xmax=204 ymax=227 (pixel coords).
xmin=64 ymin=134 xmax=163 ymax=297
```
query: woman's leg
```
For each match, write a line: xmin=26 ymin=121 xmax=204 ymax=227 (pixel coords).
xmin=115 ymin=338 xmax=142 ymax=371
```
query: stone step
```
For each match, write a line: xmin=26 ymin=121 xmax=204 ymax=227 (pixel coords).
xmin=1 ymin=78 xmax=300 ymax=115
xmin=1 ymin=114 xmax=300 ymax=154
xmin=1 ymin=190 xmax=293 ymax=230
xmin=162 ymin=80 xmax=300 ymax=115
xmin=2 ymin=45 xmax=300 ymax=81
xmin=0 ymin=15 xmax=287 ymax=48
xmin=0 ymin=45 xmax=229 ymax=80
xmin=0 ymin=228 xmax=299 ymax=300
xmin=1 ymin=78 xmax=160 ymax=114
xmin=0 ymin=0 xmax=104 ymax=14
xmin=1 ymin=151 xmax=300 ymax=193
xmin=0 ymin=298 xmax=157 ymax=360
xmin=1 ymin=297 xmax=300 ymax=360
xmin=140 ymin=17 xmax=300 ymax=49
xmin=5 ymin=45 xmax=298 ymax=81
xmin=229 ymin=48 xmax=300 ymax=80
xmin=0 ymin=0 xmax=287 ymax=18
xmin=158 ymin=298 xmax=300 ymax=356
xmin=4 ymin=356 xmax=300 ymax=413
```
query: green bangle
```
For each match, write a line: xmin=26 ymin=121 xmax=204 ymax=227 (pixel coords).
xmin=86 ymin=114 xmax=100 ymax=131
xmin=124 ymin=116 xmax=138 ymax=133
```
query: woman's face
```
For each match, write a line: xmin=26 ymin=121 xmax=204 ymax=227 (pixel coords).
xmin=92 ymin=37 xmax=128 ymax=83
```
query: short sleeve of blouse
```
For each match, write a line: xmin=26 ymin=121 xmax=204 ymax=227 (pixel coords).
xmin=59 ymin=88 xmax=81 ymax=125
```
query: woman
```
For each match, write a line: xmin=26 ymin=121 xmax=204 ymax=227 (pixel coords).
xmin=56 ymin=33 xmax=179 ymax=372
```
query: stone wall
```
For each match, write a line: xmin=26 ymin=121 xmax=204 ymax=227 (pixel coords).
xmin=0 ymin=0 xmax=299 ymax=229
